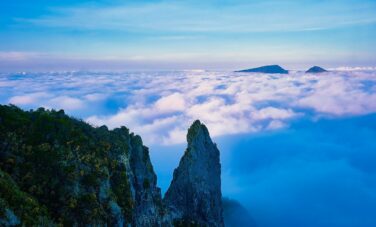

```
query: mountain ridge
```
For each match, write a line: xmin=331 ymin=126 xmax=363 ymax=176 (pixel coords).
xmin=0 ymin=105 xmax=224 ymax=226
xmin=306 ymin=66 xmax=328 ymax=73
xmin=236 ymin=65 xmax=289 ymax=74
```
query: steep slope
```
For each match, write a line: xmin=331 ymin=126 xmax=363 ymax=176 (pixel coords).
xmin=164 ymin=120 xmax=224 ymax=227
xmin=0 ymin=105 xmax=162 ymax=226
xmin=128 ymin=135 xmax=163 ymax=226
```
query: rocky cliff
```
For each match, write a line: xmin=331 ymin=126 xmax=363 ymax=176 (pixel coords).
xmin=164 ymin=120 xmax=224 ymax=226
xmin=0 ymin=105 xmax=223 ymax=226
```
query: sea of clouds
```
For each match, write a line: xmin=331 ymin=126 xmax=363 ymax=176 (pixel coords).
xmin=1 ymin=69 xmax=376 ymax=226
xmin=1 ymin=69 xmax=376 ymax=145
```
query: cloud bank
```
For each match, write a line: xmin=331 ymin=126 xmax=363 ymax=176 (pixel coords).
xmin=1 ymin=70 xmax=376 ymax=145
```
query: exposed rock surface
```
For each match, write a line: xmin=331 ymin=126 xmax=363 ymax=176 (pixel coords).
xmin=306 ymin=66 xmax=328 ymax=73
xmin=237 ymin=65 xmax=289 ymax=74
xmin=164 ymin=120 xmax=224 ymax=227
xmin=0 ymin=105 xmax=225 ymax=226
xmin=128 ymin=135 xmax=163 ymax=226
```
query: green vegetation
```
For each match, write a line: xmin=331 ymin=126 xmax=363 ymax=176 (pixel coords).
xmin=0 ymin=105 xmax=135 ymax=225
xmin=0 ymin=169 xmax=53 ymax=226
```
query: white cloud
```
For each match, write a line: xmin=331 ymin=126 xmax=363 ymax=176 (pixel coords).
xmin=154 ymin=93 xmax=186 ymax=113
xmin=2 ymin=69 xmax=376 ymax=145
xmin=296 ymin=75 xmax=376 ymax=115
xmin=84 ymin=93 xmax=107 ymax=101
xmin=251 ymin=107 xmax=297 ymax=120
xmin=266 ymin=120 xmax=286 ymax=130
xmin=48 ymin=96 xmax=85 ymax=111
xmin=0 ymin=51 xmax=45 ymax=61
xmin=330 ymin=66 xmax=376 ymax=71
xmin=9 ymin=92 xmax=50 ymax=105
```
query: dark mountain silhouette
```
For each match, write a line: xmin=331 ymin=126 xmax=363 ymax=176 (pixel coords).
xmin=306 ymin=66 xmax=328 ymax=73
xmin=236 ymin=65 xmax=288 ymax=74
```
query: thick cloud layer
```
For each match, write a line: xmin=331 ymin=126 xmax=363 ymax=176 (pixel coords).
xmin=2 ymin=70 xmax=376 ymax=145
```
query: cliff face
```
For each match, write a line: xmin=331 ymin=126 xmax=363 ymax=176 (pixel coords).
xmin=0 ymin=105 xmax=223 ymax=226
xmin=0 ymin=105 xmax=164 ymax=226
xmin=164 ymin=120 xmax=224 ymax=227
xmin=128 ymin=135 xmax=163 ymax=226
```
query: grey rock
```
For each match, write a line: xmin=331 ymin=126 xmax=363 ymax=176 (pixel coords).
xmin=129 ymin=134 xmax=163 ymax=226
xmin=164 ymin=120 xmax=224 ymax=227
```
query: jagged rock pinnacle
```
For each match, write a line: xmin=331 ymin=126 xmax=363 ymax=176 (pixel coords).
xmin=187 ymin=119 xmax=211 ymax=144
xmin=164 ymin=120 xmax=224 ymax=227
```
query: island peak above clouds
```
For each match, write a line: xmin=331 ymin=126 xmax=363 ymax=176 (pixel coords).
xmin=236 ymin=65 xmax=289 ymax=74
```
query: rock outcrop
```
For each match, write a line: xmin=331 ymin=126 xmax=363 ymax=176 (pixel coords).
xmin=128 ymin=135 xmax=163 ymax=226
xmin=236 ymin=65 xmax=289 ymax=74
xmin=164 ymin=120 xmax=224 ymax=227
xmin=0 ymin=105 xmax=224 ymax=226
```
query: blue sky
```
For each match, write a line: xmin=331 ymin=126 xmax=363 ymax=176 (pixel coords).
xmin=1 ymin=0 xmax=376 ymax=71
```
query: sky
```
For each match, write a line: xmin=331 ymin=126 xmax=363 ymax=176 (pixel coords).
xmin=1 ymin=0 xmax=376 ymax=71
xmin=1 ymin=69 xmax=376 ymax=226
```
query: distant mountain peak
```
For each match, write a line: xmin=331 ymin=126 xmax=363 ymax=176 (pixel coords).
xmin=306 ymin=66 xmax=327 ymax=73
xmin=236 ymin=65 xmax=289 ymax=74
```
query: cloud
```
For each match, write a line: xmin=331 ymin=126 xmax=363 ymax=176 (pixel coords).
xmin=218 ymin=114 xmax=376 ymax=227
xmin=9 ymin=92 xmax=50 ymax=105
xmin=266 ymin=120 xmax=286 ymax=130
xmin=296 ymin=75 xmax=376 ymax=115
xmin=48 ymin=96 xmax=85 ymax=111
xmin=8 ymin=92 xmax=85 ymax=112
xmin=84 ymin=93 xmax=107 ymax=102
xmin=1 ymin=69 xmax=376 ymax=145
xmin=330 ymin=66 xmax=376 ymax=71
xmin=251 ymin=107 xmax=297 ymax=120
xmin=154 ymin=93 xmax=186 ymax=113
xmin=0 ymin=51 xmax=45 ymax=61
